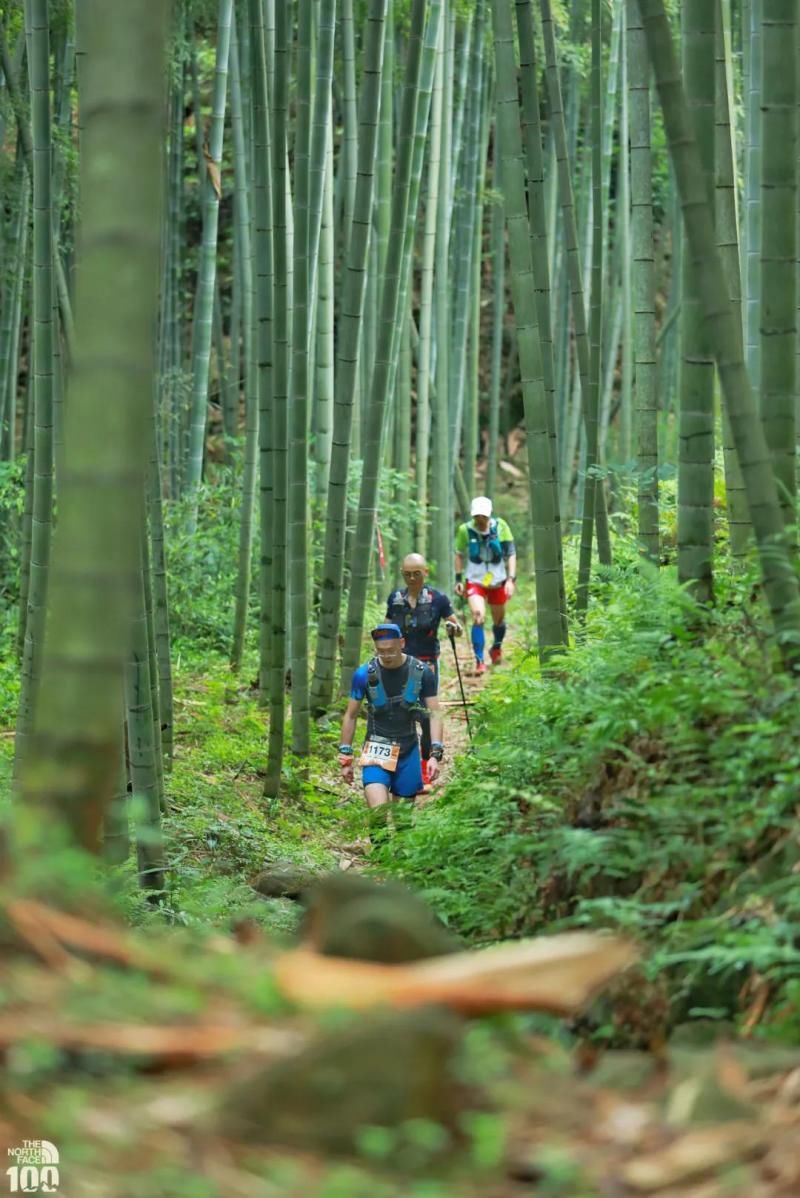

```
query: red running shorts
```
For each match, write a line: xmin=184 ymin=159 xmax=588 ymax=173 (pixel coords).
xmin=465 ymin=580 xmax=509 ymax=605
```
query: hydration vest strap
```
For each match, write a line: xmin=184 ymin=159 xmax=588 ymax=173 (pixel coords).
xmin=367 ymin=656 xmax=424 ymax=711
xmin=468 ymin=519 xmax=503 ymax=565
xmin=402 ymin=657 xmax=426 ymax=708
xmin=366 ymin=658 xmax=388 ymax=708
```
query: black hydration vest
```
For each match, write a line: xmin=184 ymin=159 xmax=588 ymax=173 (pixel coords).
xmin=365 ymin=655 xmax=427 ymax=744
xmin=388 ymin=586 xmax=437 ymax=645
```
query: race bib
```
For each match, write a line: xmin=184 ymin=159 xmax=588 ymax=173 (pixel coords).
xmin=360 ymin=739 xmax=401 ymax=772
xmin=482 ymin=571 xmax=494 ymax=587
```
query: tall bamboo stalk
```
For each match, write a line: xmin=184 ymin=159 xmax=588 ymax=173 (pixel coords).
xmin=486 ymin=109 xmax=504 ymax=503
xmin=185 ymin=0 xmax=233 ymax=529
xmin=288 ymin=0 xmax=336 ymax=753
xmin=540 ymin=0 xmax=609 ymax=614
xmin=263 ymin=0 xmax=292 ymax=796
xmin=310 ymin=0 xmax=387 ymax=714
xmin=17 ymin=0 xmax=167 ymax=851
xmin=415 ymin=11 xmax=444 ymax=553
xmin=230 ymin=13 xmax=258 ymax=672
xmin=248 ymin=0 xmax=275 ymax=706
xmin=714 ymin=0 xmax=749 ymax=556
xmin=743 ymin=0 xmax=762 ymax=392
xmin=431 ymin=1 xmax=455 ymax=587
xmin=341 ymin=0 xmax=441 ymax=679
xmin=759 ymin=0 xmax=797 ymax=525
xmin=627 ymin=0 xmax=659 ymax=560
xmin=15 ymin=0 xmax=55 ymax=771
xmin=639 ymin=0 xmax=800 ymax=663
xmin=493 ymin=0 xmax=567 ymax=657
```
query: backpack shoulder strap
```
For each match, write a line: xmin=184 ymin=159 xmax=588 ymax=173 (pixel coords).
xmin=402 ymin=656 xmax=426 ymax=706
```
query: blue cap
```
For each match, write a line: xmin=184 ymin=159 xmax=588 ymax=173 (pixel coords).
xmin=371 ymin=622 xmax=403 ymax=640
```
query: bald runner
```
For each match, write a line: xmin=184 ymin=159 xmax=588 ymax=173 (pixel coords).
xmin=385 ymin=555 xmax=462 ymax=681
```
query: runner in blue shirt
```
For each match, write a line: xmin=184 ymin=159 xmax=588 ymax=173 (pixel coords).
xmin=339 ymin=623 xmax=444 ymax=844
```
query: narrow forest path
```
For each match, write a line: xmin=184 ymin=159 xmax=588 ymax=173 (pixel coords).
xmin=332 ymin=608 xmax=523 ymax=868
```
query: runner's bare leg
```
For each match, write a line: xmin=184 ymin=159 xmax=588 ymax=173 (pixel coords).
xmin=364 ymin=782 xmax=391 ymax=809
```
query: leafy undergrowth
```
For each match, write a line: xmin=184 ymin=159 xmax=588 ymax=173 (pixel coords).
xmin=114 ymin=650 xmax=371 ymax=936
xmin=377 ymin=555 xmax=800 ymax=1045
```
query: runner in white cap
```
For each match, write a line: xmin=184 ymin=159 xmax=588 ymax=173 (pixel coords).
xmin=453 ymin=497 xmax=516 ymax=675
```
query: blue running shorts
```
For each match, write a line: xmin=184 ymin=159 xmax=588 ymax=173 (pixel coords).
xmin=362 ymin=743 xmax=423 ymax=796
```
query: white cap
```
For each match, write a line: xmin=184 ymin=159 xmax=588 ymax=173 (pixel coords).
xmin=470 ymin=496 xmax=493 ymax=517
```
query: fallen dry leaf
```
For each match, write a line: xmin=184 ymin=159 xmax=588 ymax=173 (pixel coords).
xmin=621 ymin=1123 xmax=766 ymax=1192
xmin=274 ymin=932 xmax=638 ymax=1015
xmin=6 ymin=899 xmax=168 ymax=977
xmin=0 ymin=1015 xmax=302 ymax=1062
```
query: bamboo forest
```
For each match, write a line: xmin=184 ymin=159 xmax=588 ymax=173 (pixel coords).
xmin=3 ymin=0 xmax=800 ymax=1191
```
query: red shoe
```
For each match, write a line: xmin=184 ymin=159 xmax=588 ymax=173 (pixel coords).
xmin=475 ymin=660 xmax=487 ymax=676
xmin=490 ymin=645 xmax=502 ymax=665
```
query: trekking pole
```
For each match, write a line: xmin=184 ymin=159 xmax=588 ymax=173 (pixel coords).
xmin=448 ymin=627 xmax=473 ymax=744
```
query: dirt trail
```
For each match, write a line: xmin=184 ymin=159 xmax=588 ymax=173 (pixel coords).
xmin=426 ymin=608 xmax=520 ymax=788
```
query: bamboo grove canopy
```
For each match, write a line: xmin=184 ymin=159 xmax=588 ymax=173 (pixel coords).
xmin=0 ymin=0 xmax=799 ymax=869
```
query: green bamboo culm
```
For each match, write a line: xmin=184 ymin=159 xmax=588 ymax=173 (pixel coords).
xmin=586 ymin=0 xmax=606 ymax=576
xmin=310 ymin=0 xmax=388 ymax=714
xmin=0 ymin=174 xmax=29 ymax=461
xmin=430 ymin=2 xmax=455 ymax=589
xmin=148 ymin=413 xmax=174 ymax=768
xmin=288 ymin=0 xmax=336 ymax=754
xmin=247 ymin=0 xmax=275 ymax=705
xmin=126 ymin=534 xmax=166 ymax=891
xmin=313 ymin=116 xmax=335 ymax=525
xmin=743 ymin=0 xmax=762 ymax=392
xmin=618 ymin=9 xmax=633 ymax=465
xmin=185 ymin=0 xmax=233 ymax=532
xmin=230 ymin=12 xmax=259 ymax=674
xmin=392 ymin=0 xmax=448 ymax=560
xmin=485 ymin=100 xmax=504 ymax=503
xmin=263 ymin=0 xmax=292 ymax=797
xmin=540 ymin=0 xmax=607 ymax=615
xmin=677 ymin=0 xmax=715 ymax=604
xmin=14 ymin=0 xmax=56 ymax=775
xmin=516 ymin=0 xmax=558 ymax=477
xmin=637 ymin=0 xmax=800 ymax=666
xmin=492 ymin=0 xmax=567 ymax=658
xmin=448 ymin=0 xmax=485 ymax=470
xmin=515 ymin=0 xmax=568 ymax=637
xmin=626 ymin=0 xmax=659 ymax=561
xmin=759 ymin=0 xmax=797 ymax=527
xmin=16 ymin=0 xmax=168 ymax=853
xmin=414 ymin=10 xmax=444 ymax=553
xmin=341 ymin=0 xmax=442 ymax=680
xmin=713 ymin=0 xmax=749 ymax=557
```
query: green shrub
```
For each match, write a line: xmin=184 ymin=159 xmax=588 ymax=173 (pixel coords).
xmin=377 ymin=561 xmax=800 ymax=1039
